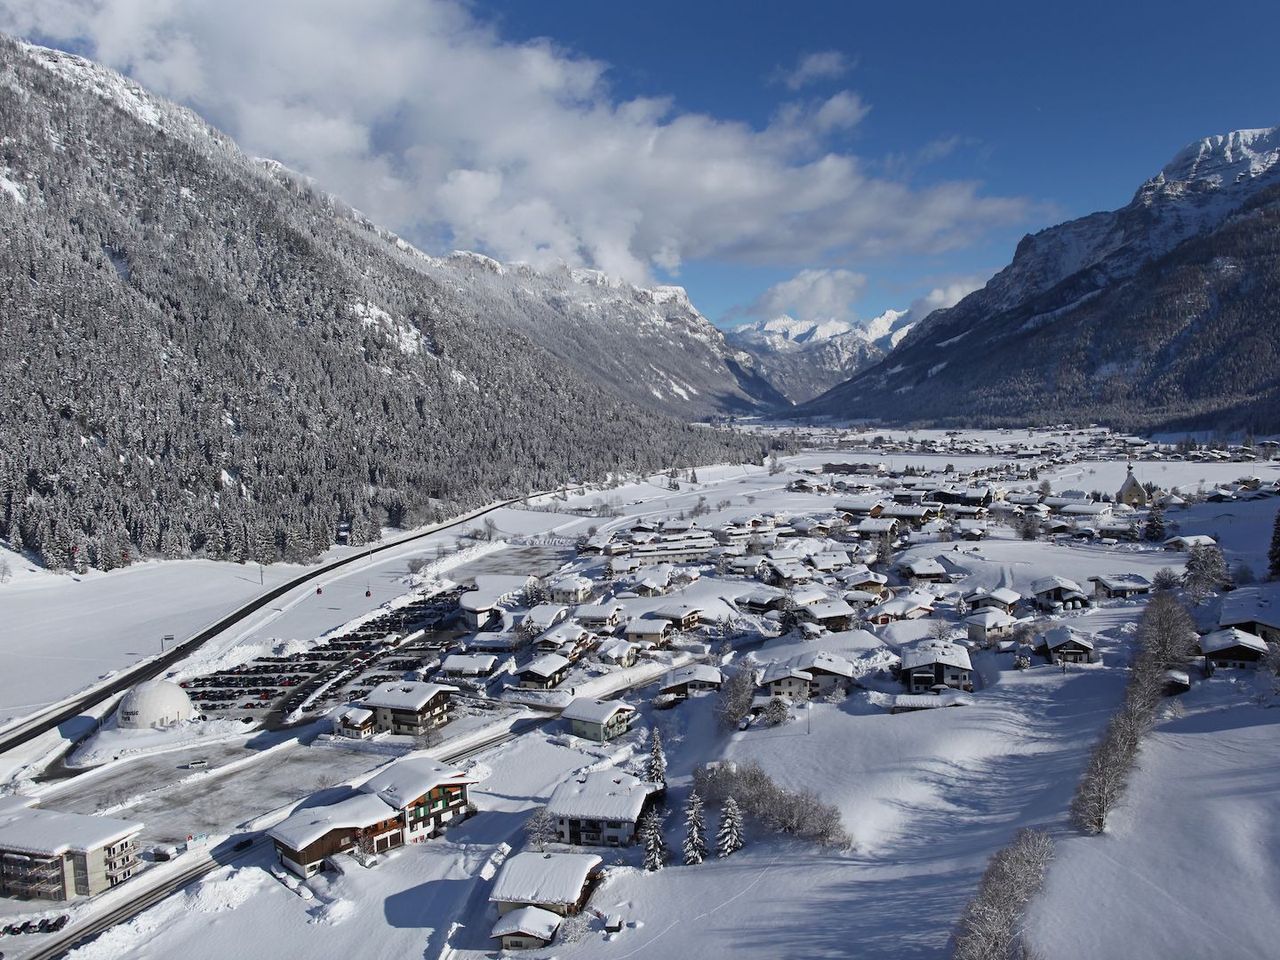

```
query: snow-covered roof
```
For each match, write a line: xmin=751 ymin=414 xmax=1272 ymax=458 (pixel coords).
xmin=576 ymin=602 xmax=623 ymax=619
xmin=900 ymin=639 xmax=973 ymax=672
xmin=904 ymin=558 xmax=946 ymax=577
xmin=655 ymin=603 xmax=701 ymax=621
xmin=965 ymin=609 xmax=1016 ymax=628
xmin=547 ymin=769 xmax=658 ymax=823
xmin=442 ymin=653 xmax=499 ymax=674
xmin=663 ymin=664 xmax=723 ymax=689
xmin=489 ymin=851 xmax=603 ymax=908
xmin=268 ymin=794 xmax=394 ymax=852
xmin=361 ymin=680 xmax=457 ymax=712
xmin=804 ymin=598 xmax=855 ymax=620
xmin=522 ymin=653 xmax=571 ymax=678
xmin=1199 ymin=627 xmax=1268 ymax=656
xmin=491 ymin=905 xmax=563 ymax=941
xmin=1164 ymin=534 xmax=1217 ymax=548
xmin=561 ymin=698 xmax=635 ymax=725
xmin=597 ymin=638 xmax=637 ymax=661
xmin=1042 ymin=625 xmax=1095 ymax=651
xmin=1031 ymin=575 xmax=1085 ymax=595
xmin=1088 ymin=574 xmax=1151 ymax=591
xmin=793 ymin=650 xmax=855 ymax=678
xmin=335 ymin=705 xmax=374 ymax=725
xmin=0 ymin=806 xmax=142 ymax=857
xmin=625 ymin=617 xmax=673 ymax=635
xmin=761 ymin=662 xmax=812 ymax=685
xmin=1219 ymin=585 xmax=1280 ymax=630
xmin=359 ymin=757 xmax=475 ymax=809
xmin=526 ymin=603 xmax=569 ymax=625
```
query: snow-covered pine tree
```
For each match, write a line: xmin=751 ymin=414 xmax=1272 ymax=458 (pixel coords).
xmin=1142 ymin=503 xmax=1166 ymax=542
xmin=640 ymin=809 xmax=667 ymax=871
xmin=683 ymin=791 xmax=707 ymax=865
xmin=716 ymin=796 xmax=744 ymax=858
xmin=1269 ymin=508 xmax=1280 ymax=580
xmin=646 ymin=728 xmax=667 ymax=789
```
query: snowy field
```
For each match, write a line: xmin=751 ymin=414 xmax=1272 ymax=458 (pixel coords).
xmin=0 ymin=507 xmax=590 ymax=727
xmin=1026 ymin=677 xmax=1280 ymax=960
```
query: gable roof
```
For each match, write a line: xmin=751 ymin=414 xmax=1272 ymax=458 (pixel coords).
xmin=900 ymin=639 xmax=973 ymax=672
xmin=268 ymin=794 xmax=394 ymax=852
xmin=359 ymin=757 xmax=475 ymax=809
xmin=547 ymin=769 xmax=658 ymax=823
xmin=1199 ymin=627 xmax=1268 ymax=656
xmin=361 ymin=681 xmax=457 ymax=712
xmin=489 ymin=851 xmax=603 ymax=908
xmin=561 ymin=698 xmax=635 ymax=725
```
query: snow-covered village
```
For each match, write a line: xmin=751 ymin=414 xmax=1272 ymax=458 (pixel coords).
xmin=2 ymin=425 xmax=1279 ymax=960
xmin=3 ymin=4 xmax=1280 ymax=959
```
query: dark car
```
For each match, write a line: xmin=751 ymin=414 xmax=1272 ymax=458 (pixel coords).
xmin=233 ymin=837 xmax=254 ymax=851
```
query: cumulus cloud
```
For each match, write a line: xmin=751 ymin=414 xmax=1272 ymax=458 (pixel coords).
xmin=0 ymin=1 xmax=1028 ymax=284
xmin=735 ymin=268 xmax=868 ymax=324
xmin=775 ymin=50 xmax=851 ymax=91
xmin=905 ymin=276 xmax=988 ymax=318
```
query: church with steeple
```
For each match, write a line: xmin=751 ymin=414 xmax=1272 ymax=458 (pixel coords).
xmin=1116 ymin=463 xmax=1149 ymax=507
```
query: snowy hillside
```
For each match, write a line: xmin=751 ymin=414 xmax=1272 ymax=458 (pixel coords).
xmin=805 ymin=123 xmax=1280 ymax=431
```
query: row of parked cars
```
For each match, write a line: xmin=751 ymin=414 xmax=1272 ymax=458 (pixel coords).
xmin=1 ymin=914 xmax=69 ymax=936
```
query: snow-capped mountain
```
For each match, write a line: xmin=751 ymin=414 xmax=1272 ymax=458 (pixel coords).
xmin=727 ymin=309 xmax=915 ymax=403
xmin=806 ymin=124 xmax=1280 ymax=432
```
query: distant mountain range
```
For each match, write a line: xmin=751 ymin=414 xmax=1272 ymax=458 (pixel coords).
xmin=802 ymin=126 xmax=1280 ymax=433
xmin=726 ymin=309 xmax=915 ymax=403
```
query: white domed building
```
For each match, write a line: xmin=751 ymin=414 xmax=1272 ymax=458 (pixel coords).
xmin=117 ymin=680 xmax=196 ymax=729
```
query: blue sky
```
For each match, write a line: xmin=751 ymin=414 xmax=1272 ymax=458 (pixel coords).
xmin=479 ymin=0 xmax=1280 ymax=324
xmin=4 ymin=0 xmax=1277 ymax=329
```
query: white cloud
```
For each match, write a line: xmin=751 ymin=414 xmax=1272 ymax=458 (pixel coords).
xmin=776 ymin=51 xmax=851 ymax=91
xmin=736 ymin=268 xmax=868 ymax=324
xmin=905 ymin=276 xmax=988 ymax=318
xmin=0 ymin=1 xmax=1028 ymax=285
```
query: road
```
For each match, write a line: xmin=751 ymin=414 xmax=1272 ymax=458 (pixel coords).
xmin=0 ymin=495 xmax=546 ymax=760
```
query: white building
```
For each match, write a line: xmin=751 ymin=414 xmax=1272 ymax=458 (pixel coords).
xmin=546 ymin=770 xmax=659 ymax=846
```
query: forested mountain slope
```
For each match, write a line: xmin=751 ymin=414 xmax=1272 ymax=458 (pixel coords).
xmin=803 ymin=127 xmax=1280 ymax=432
xmin=0 ymin=37 xmax=768 ymax=571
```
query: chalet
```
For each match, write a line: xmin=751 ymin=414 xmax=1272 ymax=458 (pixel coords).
xmin=1030 ymin=575 xmax=1088 ymax=611
xmin=524 ymin=604 xmax=570 ymax=634
xmin=758 ymin=663 xmax=813 ymax=700
xmin=491 ymin=906 xmax=563 ymax=950
xmin=899 ymin=640 xmax=973 ymax=693
xmin=360 ymin=681 xmax=458 ymax=736
xmin=1088 ymin=574 xmax=1151 ymax=600
xmin=800 ymin=598 xmax=856 ymax=631
xmin=518 ymin=654 xmax=572 ymax=689
xmin=575 ymin=603 xmax=624 ymax=631
xmin=440 ymin=653 xmax=500 ymax=680
xmin=660 ymin=664 xmax=723 ymax=699
xmin=549 ymin=575 xmax=593 ymax=604
xmin=359 ymin=757 xmax=476 ymax=843
xmin=856 ymin=517 xmax=899 ymax=539
xmin=623 ymin=616 xmax=675 ymax=647
xmin=597 ymin=638 xmax=638 ymax=667
xmin=331 ymin=704 xmax=376 ymax=740
xmin=792 ymin=651 xmax=855 ymax=696
xmin=547 ymin=770 xmax=660 ymax=846
xmin=1198 ymin=628 xmax=1268 ymax=671
xmin=268 ymin=794 xmax=402 ymax=877
xmin=866 ymin=592 xmax=934 ymax=626
xmin=879 ymin=504 xmax=937 ymax=528
xmin=536 ymin=622 xmax=595 ymax=660
xmin=561 ymin=698 xmax=636 ymax=742
xmin=654 ymin=603 xmax=702 ymax=632
xmin=1163 ymin=534 xmax=1217 ymax=552
xmin=964 ymin=587 xmax=1021 ymax=615
xmin=899 ymin=557 xmax=949 ymax=583
xmin=835 ymin=496 xmax=885 ymax=520
xmin=1217 ymin=587 xmax=1280 ymax=643
xmin=764 ymin=557 xmax=813 ymax=585
xmin=738 ymin=587 xmax=787 ymax=614
xmin=489 ymin=851 xmax=603 ymax=917
xmin=965 ymin=609 xmax=1018 ymax=646
xmin=1039 ymin=625 xmax=1095 ymax=663
xmin=808 ymin=550 xmax=851 ymax=574
xmin=0 ymin=800 xmax=141 ymax=900
xmin=839 ymin=566 xmax=890 ymax=599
